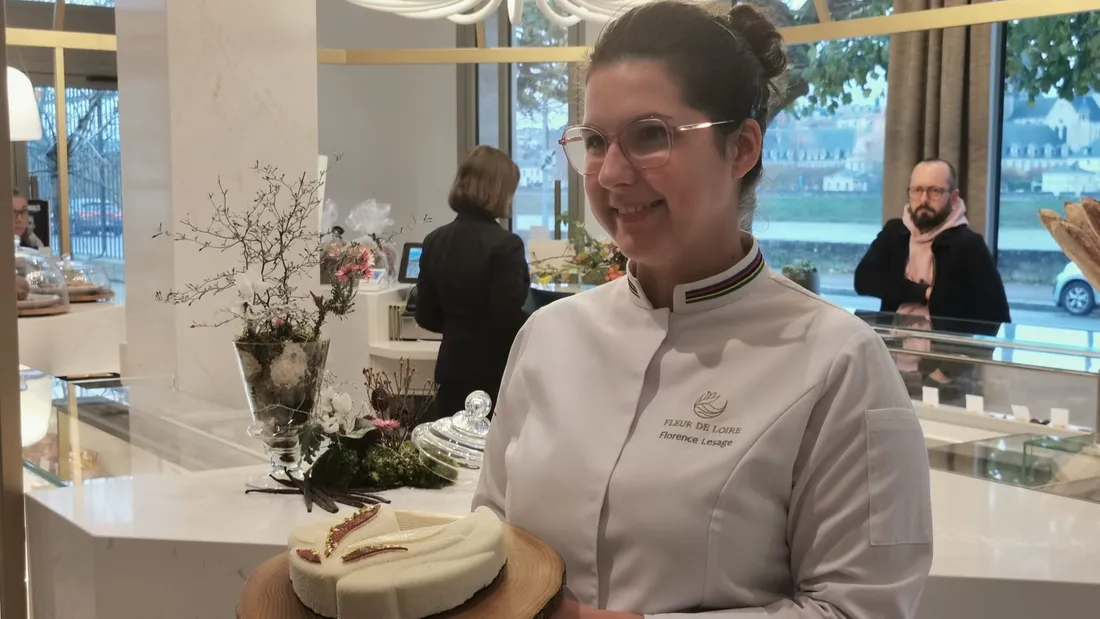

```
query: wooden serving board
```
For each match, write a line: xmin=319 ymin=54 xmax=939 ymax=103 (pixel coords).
xmin=237 ymin=524 xmax=564 ymax=619
xmin=17 ymin=304 xmax=69 ymax=317
xmin=69 ymin=289 xmax=115 ymax=303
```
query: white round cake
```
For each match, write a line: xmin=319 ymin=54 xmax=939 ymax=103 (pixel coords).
xmin=288 ymin=505 xmax=507 ymax=619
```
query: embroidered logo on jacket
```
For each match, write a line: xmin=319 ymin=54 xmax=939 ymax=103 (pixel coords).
xmin=693 ymin=391 xmax=728 ymax=420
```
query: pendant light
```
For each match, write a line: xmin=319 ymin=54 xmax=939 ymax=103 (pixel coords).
xmin=7 ymin=66 xmax=43 ymax=142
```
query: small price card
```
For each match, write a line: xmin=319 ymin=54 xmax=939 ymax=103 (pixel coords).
xmin=965 ymin=395 xmax=984 ymax=414
xmin=1050 ymin=408 xmax=1070 ymax=429
xmin=921 ymin=386 xmax=940 ymax=407
xmin=1011 ymin=404 xmax=1031 ymax=422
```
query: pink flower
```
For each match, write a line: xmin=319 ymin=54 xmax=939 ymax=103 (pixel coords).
xmin=271 ymin=317 xmax=286 ymax=328
xmin=371 ymin=418 xmax=400 ymax=430
xmin=335 ymin=264 xmax=354 ymax=282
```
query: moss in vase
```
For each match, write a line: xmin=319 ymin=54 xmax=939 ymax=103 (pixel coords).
xmin=362 ymin=441 xmax=454 ymax=491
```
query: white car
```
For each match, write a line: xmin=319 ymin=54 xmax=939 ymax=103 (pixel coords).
xmin=1053 ymin=262 xmax=1100 ymax=315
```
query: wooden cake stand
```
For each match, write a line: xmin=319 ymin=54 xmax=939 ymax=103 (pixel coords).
xmin=69 ymin=288 xmax=115 ymax=303
xmin=237 ymin=523 xmax=564 ymax=619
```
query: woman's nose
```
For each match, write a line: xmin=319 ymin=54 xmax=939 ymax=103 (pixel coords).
xmin=597 ymin=142 xmax=635 ymax=189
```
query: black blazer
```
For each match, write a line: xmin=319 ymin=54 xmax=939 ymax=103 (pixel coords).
xmin=415 ymin=212 xmax=530 ymax=386
xmin=854 ymin=218 xmax=1011 ymax=337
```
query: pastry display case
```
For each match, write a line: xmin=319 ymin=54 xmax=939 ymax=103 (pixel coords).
xmin=60 ymin=255 xmax=114 ymax=303
xmin=14 ymin=236 xmax=70 ymax=317
xmin=859 ymin=311 xmax=1100 ymax=503
xmin=859 ymin=310 xmax=1100 ymax=434
xmin=19 ymin=369 xmax=267 ymax=488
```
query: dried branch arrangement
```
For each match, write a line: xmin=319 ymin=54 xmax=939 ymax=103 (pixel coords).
xmin=154 ymin=161 xmax=373 ymax=344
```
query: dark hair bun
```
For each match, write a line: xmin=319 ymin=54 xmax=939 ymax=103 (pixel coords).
xmin=726 ymin=4 xmax=787 ymax=80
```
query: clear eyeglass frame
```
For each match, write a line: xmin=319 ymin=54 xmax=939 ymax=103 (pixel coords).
xmin=559 ymin=117 xmax=742 ymax=176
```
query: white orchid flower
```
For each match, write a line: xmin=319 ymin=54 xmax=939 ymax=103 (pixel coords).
xmin=331 ymin=392 xmax=353 ymax=417
xmin=234 ymin=266 xmax=271 ymax=302
xmin=319 ymin=414 xmax=340 ymax=435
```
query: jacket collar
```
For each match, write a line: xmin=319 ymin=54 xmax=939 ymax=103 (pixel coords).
xmin=624 ymin=233 xmax=767 ymax=314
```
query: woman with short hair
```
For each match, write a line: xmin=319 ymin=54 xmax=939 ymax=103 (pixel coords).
xmin=416 ymin=145 xmax=530 ymax=420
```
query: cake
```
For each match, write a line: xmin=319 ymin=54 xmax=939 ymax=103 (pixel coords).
xmin=288 ymin=505 xmax=507 ymax=619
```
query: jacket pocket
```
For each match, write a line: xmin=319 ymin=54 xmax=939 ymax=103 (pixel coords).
xmin=865 ymin=407 xmax=934 ymax=546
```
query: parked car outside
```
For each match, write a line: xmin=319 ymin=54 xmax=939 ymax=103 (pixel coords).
xmin=1053 ymin=262 xmax=1100 ymax=316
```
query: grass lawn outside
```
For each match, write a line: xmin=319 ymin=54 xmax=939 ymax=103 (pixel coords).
xmin=752 ymin=192 xmax=1061 ymax=229
xmin=513 ymin=188 xmax=1061 ymax=232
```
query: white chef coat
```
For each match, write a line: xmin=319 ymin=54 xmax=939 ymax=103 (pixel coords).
xmin=473 ymin=235 xmax=934 ymax=619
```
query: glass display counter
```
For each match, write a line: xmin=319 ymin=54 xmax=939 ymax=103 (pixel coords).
xmin=929 ymin=434 xmax=1100 ymax=504
xmin=857 ymin=311 xmax=1100 ymax=503
xmin=19 ymin=369 xmax=266 ymax=488
xmin=857 ymin=310 xmax=1100 ymax=434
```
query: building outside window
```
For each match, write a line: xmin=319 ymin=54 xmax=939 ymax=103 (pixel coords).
xmin=995 ymin=12 xmax=1100 ymax=330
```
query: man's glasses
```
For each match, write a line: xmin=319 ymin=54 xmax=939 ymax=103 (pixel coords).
xmin=13 ymin=208 xmax=28 ymax=218
xmin=559 ymin=117 xmax=741 ymax=176
xmin=908 ymin=186 xmax=949 ymax=200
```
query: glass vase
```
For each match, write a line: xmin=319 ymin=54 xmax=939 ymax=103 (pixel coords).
xmin=234 ymin=340 xmax=330 ymax=489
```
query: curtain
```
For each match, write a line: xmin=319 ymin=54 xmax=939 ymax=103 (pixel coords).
xmin=883 ymin=0 xmax=993 ymax=236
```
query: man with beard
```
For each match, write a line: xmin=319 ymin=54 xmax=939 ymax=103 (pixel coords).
xmin=855 ymin=159 xmax=1009 ymax=399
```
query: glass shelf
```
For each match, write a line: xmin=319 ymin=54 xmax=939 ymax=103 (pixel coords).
xmin=929 ymin=433 xmax=1100 ymax=504
xmin=19 ymin=369 xmax=266 ymax=488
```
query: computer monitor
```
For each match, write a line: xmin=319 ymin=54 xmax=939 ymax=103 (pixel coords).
xmin=398 ymin=242 xmax=423 ymax=284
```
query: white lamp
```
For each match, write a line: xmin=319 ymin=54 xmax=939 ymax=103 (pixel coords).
xmin=7 ymin=66 xmax=42 ymax=142
xmin=20 ymin=374 xmax=53 ymax=448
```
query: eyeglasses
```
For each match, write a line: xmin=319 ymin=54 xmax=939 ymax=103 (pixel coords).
xmin=559 ymin=117 xmax=741 ymax=176
xmin=13 ymin=208 xmax=28 ymax=218
xmin=908 ymin=186 xmax=950 ymax=200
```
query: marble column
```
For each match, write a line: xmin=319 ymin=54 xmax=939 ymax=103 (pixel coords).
xmin=115 ymin=0 xmax=320 ymax=408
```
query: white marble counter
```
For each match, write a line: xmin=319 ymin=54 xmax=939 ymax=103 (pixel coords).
xmin=19 ymin=302 xmax=125 ymax=377
xmin=24 ymin=464 xmax=1100 ymax=619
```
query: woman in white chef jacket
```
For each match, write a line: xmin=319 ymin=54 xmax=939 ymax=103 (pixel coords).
xmin=473 ymin=2 xmax=934 ymax=618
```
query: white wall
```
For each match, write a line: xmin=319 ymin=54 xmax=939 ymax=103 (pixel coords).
xmin=117 ymin=0 xmax=320 ymax=408
xmin=317 ymin=0 xmax=459 ymax=247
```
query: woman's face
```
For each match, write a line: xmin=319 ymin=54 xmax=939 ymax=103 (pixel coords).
xmin=582 ymin=59 xmax=761 ymax=270
xmin=12 ymin=195 xmax=28 ymax=237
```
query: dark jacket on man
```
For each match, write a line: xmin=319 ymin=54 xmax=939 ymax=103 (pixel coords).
xmin=855 ymin=218 xmax=1011 ymax=336
xmin=415 ymin=212 xmax=530 ymax=417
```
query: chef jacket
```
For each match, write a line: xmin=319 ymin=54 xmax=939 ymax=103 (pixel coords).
xmin=472 ymin=235 xmax=934 ymax=618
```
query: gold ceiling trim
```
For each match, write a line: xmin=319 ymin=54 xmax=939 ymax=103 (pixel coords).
xmin=812 ymin=0 xmax=832 ymax=24
xmin=3 ymin=0 xmax=1098 ymax=60
xmin=6 ymin=27 xmax=116 ymax=51
xmin=319 ymin=0 xmax=1099 ymax=65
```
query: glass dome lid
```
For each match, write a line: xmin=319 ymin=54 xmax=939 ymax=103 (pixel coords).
xmin=411 ymin=390 xmax=493 ymax=481
xmin=14 ymin=238 xmax=70 ymax=312
xmin=61 ymin=255 xmax=112 ymax=295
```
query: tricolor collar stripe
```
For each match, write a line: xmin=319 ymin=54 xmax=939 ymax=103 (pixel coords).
xmin=627 ymin=278 xmax=639 ymax=297
xmin=684 ymin=251 xmax=765 ymax=304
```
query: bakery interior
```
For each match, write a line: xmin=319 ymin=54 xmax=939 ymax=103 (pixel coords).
xmin=2 ymin=0 xmax=1100 ymax=617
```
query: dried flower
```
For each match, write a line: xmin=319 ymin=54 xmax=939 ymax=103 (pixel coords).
xmin=372 ymin=418 xmax=400 ymax=430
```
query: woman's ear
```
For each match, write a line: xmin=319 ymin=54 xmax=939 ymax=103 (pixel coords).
xmin=727 ymin=119 xmax=763 ymax=180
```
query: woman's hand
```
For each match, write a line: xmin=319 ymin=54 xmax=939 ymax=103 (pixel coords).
xmin=552 ymin=598 xmax=642 ymax=619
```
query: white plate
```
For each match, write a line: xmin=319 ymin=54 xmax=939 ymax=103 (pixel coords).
xmin=17 ymin=293 xmax=61 ymax=310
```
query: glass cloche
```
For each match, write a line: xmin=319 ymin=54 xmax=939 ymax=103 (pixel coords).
xmin=14 ymin=236 xmax=70 ymax=315
xmin=412 ymin=390 xmax=493 ymax=482
xmin=60 ymin=255 xmax=112 ymax=300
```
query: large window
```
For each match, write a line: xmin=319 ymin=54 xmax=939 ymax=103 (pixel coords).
xmin=509 ymin=4 xmax=575 ymax=243
xmin=995 ymin=12 xmax=1100 ymax=327
xmin=752 ymin=1 xmax=890 ymax=304
xmin=27 ymin=85 xmax=123 ymax=275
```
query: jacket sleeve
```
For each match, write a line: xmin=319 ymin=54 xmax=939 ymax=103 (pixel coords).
xmin=963 ymin=237 xmax=1011 ymax=329
xmin=647 ymin=329 xmax=934 ymax=619
xmin=414 ymin=268 xmax=445 ymax=333
xmin=854 ymin=225 xmax=928 ymax=306
xmin=487 ymin=234 xmax=531 ymax=335
xmin=471 ymin=312 xmax=538 ymax=519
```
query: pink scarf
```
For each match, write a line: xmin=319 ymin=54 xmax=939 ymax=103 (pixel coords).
xmin=896 ymin=197 xmax=969 ymax=371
